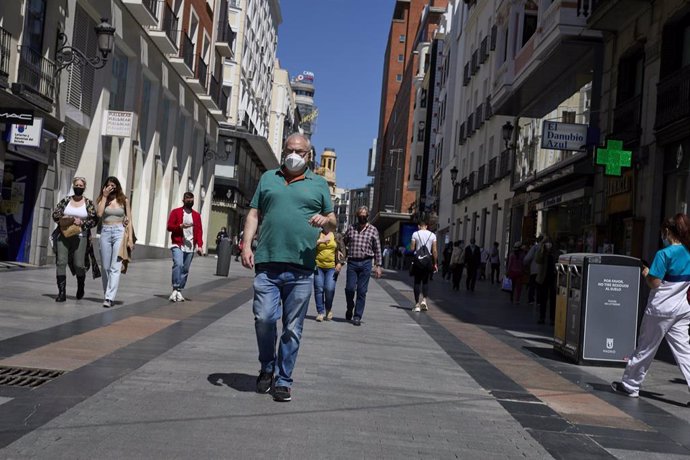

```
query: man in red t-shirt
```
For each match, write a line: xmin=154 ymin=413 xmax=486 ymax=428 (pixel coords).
xmin=166 ymin=192 xmax=204 ymax=301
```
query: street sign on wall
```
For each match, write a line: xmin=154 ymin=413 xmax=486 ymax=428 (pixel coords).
xmin=541 ymin=121 xmax=588 ymax=151
xmin=8 ymin=117 xmax=43 ymax=147
xmin=101 ymin=110 xmax=137 ymax=138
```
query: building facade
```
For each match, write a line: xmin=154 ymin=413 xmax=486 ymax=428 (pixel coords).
xmin=0 ymin=0 xmax=230 ymax=264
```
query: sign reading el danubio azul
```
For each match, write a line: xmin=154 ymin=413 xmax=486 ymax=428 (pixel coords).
xmin=541 ymin=121 xmax=588 ymax=151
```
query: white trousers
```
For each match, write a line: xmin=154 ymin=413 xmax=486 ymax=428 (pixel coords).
xmin=622 ymin=311 xmax=690 ymax=392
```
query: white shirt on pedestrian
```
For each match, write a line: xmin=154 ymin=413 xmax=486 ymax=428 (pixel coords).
xmin=181 ymin=210 xmax=194 ymax=253
xmin=412 ymin=229 xmax=436 ymax=253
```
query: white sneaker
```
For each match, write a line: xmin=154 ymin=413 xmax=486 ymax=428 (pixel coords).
xmin=169 ymin=291 xmax=178 ymax=302
xmin=413 ymin=303 xmax=421 ymax=312
xmin=175 ymin=290 xmax=185 ymax=302
xmin=420 ymin=299 xmax=428 ymax=311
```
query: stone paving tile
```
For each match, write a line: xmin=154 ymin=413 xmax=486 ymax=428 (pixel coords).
xmin=0 ymin=278 xmax=552 ymax=459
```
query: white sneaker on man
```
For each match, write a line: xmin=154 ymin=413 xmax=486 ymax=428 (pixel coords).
xmin=175 ymin=290 xmax=185 ymax=302
xmin=413 ymin=303 xmax=421 ymax=312
xmin=420 ymin=299 xmax=428 ymax=311
xmin=169 ymin=291 xmax=178 ymax=302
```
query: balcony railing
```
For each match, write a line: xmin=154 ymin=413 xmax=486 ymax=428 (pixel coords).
xmin=477 ymin=165 xmax=486 ymax=189
xmin=576 ymin=0 xmax=596 ymax=17
xmin=181 ymin=33 xmax=194 ymax=71
xmin=499 ymin=150 xmax=511 ymax=178
xmin=488 ymin=157 xmax=497 ymax=183
xmin=196 ymin=56 xmax=208 ymax=90
xmin=220 ymin=87 xmax=229 ymax=116
xmin=656 ymin=64 xmax=690 ymax=129
xmin=217 ymin=0 xmax=235 ymax=46
xmin=612 ymin=94 xmax=642 ymax=144
xmin=161 ymin=2 xmax=178 ymax=47
xmin=484 ymin=96 xmax=492 ymax=120
xmin=143 ymin=0 xmax=159 ymax=20
xmin=209 ymin=73 xmax=220 ymax=104
xmin=467 ymin=172 xmax=476 ymax=195
xmin=0 ymin=26 xmax=10 ymax=76
xmin=17 ymin=46 xmax=56 ymax=101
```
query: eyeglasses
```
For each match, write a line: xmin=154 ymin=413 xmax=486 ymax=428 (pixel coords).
xmin=284 ymin=149 xmax=310 ymax=156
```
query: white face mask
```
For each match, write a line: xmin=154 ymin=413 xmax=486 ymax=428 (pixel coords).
xmin=284 ymin=153 xmax=306 ymax=173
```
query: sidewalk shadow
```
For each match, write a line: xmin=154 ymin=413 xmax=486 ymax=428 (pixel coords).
xmin=670 ymin=377 xmax=688 ymax=385
xmin=590 ymin=382 xmax=687 ymax=407
xmin=41 ymin=294 xmax=108 ymax=304
xmin=523 ymin=346 xmax=562 ymax=362
xmin=207 ymin=372 xmax=256 ymax=392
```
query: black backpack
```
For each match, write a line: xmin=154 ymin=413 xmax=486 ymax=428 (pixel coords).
xmin=414 ymin=233 xmax=433 ymax=271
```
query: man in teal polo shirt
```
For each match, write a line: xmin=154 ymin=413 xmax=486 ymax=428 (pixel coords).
xmin=241 ymin=133 xmax=336 ymax=402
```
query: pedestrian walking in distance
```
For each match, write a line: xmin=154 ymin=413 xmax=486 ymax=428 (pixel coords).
xmin=51 ymin=177 xmax=98 ymax=302
xmin=166 ymin=192 xmax=203 ymax=302
xmin=449 ymin=240 xmax=464 ymax=290
xmin=96 ymin=176 xmax=134 ymax=308
xmin=343 ymin=206 xmax=383 ymax=326
xmin=410 ymin=218 xmax=437 ymax=312
xmin=464 ymin=239 xmax=482 ymax=291
xmin=241 ymin=133 xmax=335 ymax=403
xmin=612 ymin=214 xmax=690 ymax=399
xmin=489 ymin=241 xmax=501 ymax=284
xmin=313 ymin=229 xmax=346 ymax=321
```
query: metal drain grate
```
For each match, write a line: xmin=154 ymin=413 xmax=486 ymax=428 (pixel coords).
xmin=0 ymin=366 xmax=65 ymax=388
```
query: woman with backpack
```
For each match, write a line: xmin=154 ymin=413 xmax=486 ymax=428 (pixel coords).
xmin=410 ymin=218 xmax=437 ymax=312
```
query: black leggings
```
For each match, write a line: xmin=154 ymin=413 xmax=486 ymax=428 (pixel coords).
xmin=413 ymin=267 xmax=430 ymax=302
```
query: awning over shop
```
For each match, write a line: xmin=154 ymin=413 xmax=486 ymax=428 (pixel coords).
xmin=218 ymin=128 xmax=279 ymax=171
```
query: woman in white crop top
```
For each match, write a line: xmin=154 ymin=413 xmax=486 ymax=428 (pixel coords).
xmin=96 ymin=176 xmax=133 ymax=308
xmin=51 ymin=177 xmax=98 ymax=302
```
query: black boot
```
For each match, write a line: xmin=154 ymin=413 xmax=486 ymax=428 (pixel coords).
xmin=56 ymin=275 xmax=67 ymax=302
xmin=76 ymin=275 xmax=85 ymax=300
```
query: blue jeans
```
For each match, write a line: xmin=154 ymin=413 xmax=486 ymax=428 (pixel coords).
xmin=313 ymin=267 xmax=337 ymax=315
xmin=171 ymin=247 xmax=194 ymax=290
xmin=345 ymin=259 xmax=372 ymax=319
xmin=253 ymin=266 xmax=313 ymax=387
xmin=100 ymin=225 xmax=125 ymax=301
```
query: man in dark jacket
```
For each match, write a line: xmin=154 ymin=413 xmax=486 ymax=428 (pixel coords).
xmin=464 ymin=238 xmax=482 ymax=291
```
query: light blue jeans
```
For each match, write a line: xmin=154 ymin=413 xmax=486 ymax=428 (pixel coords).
xmin=253 ymin=265 xmax=313 ymax=388
xmin=313 ymin=267 xmax=337 ymax=315
xmin=100 ymin=225 xmax=125 ymax=301
xmin=171 ymin=246 xmax=194 ymax=291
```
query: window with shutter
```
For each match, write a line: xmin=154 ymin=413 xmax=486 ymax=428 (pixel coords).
xmin=66 ymin=5 xmax=96 ymax=114
xmin=61 ymin=121 xmax=83 ymax=170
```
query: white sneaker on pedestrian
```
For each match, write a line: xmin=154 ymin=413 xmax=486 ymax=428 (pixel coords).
xmin=169 ymin=291 xmax=178 ymax=302
xmin=175 ymin=290 xmax=185 ymax=302
xmin=420 ymin=299 xmax=428 ymax=311
xmin=413 ymin=303 xmax=421 ymax=312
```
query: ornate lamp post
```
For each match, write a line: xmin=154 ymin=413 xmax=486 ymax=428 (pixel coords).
xmin=204 ymin=139 xmax=235 ymax=162
xmin=55 ymin=18 xmax=116 ymax=74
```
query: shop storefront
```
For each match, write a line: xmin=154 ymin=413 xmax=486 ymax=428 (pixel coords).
xmin=0 ymin=112 xmax=61 ymax=265
xmin=534 ymin=186 xmax=593 ymax=253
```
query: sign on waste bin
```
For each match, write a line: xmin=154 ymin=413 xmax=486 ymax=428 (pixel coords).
xmin=555 ymin=254 xmax=641 ymax=365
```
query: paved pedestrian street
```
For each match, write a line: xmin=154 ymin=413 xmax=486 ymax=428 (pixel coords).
xmin=1 ymin=258 xmax=690 ymax=459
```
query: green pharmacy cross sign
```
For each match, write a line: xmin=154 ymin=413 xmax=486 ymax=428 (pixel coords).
xmin=596 ymin=140 xmax=632 ymax=176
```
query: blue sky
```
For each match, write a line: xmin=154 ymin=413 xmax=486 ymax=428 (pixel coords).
xmin=277 ymin=0 xmax=393 ymax=190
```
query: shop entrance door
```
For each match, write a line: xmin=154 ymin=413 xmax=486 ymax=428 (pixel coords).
xmin=1 ymin=155 xmax=38 ymax=262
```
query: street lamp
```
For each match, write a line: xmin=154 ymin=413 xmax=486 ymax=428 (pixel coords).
xmin=55 ymin=18 xmax=116 ymax=73
xmin=450 ymin=166 xmax=458 ymax=185
xmin=502 ymin=121 xmax=514 ymax=149
xmin=204 ymin=139 xmax=235 ymax=162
